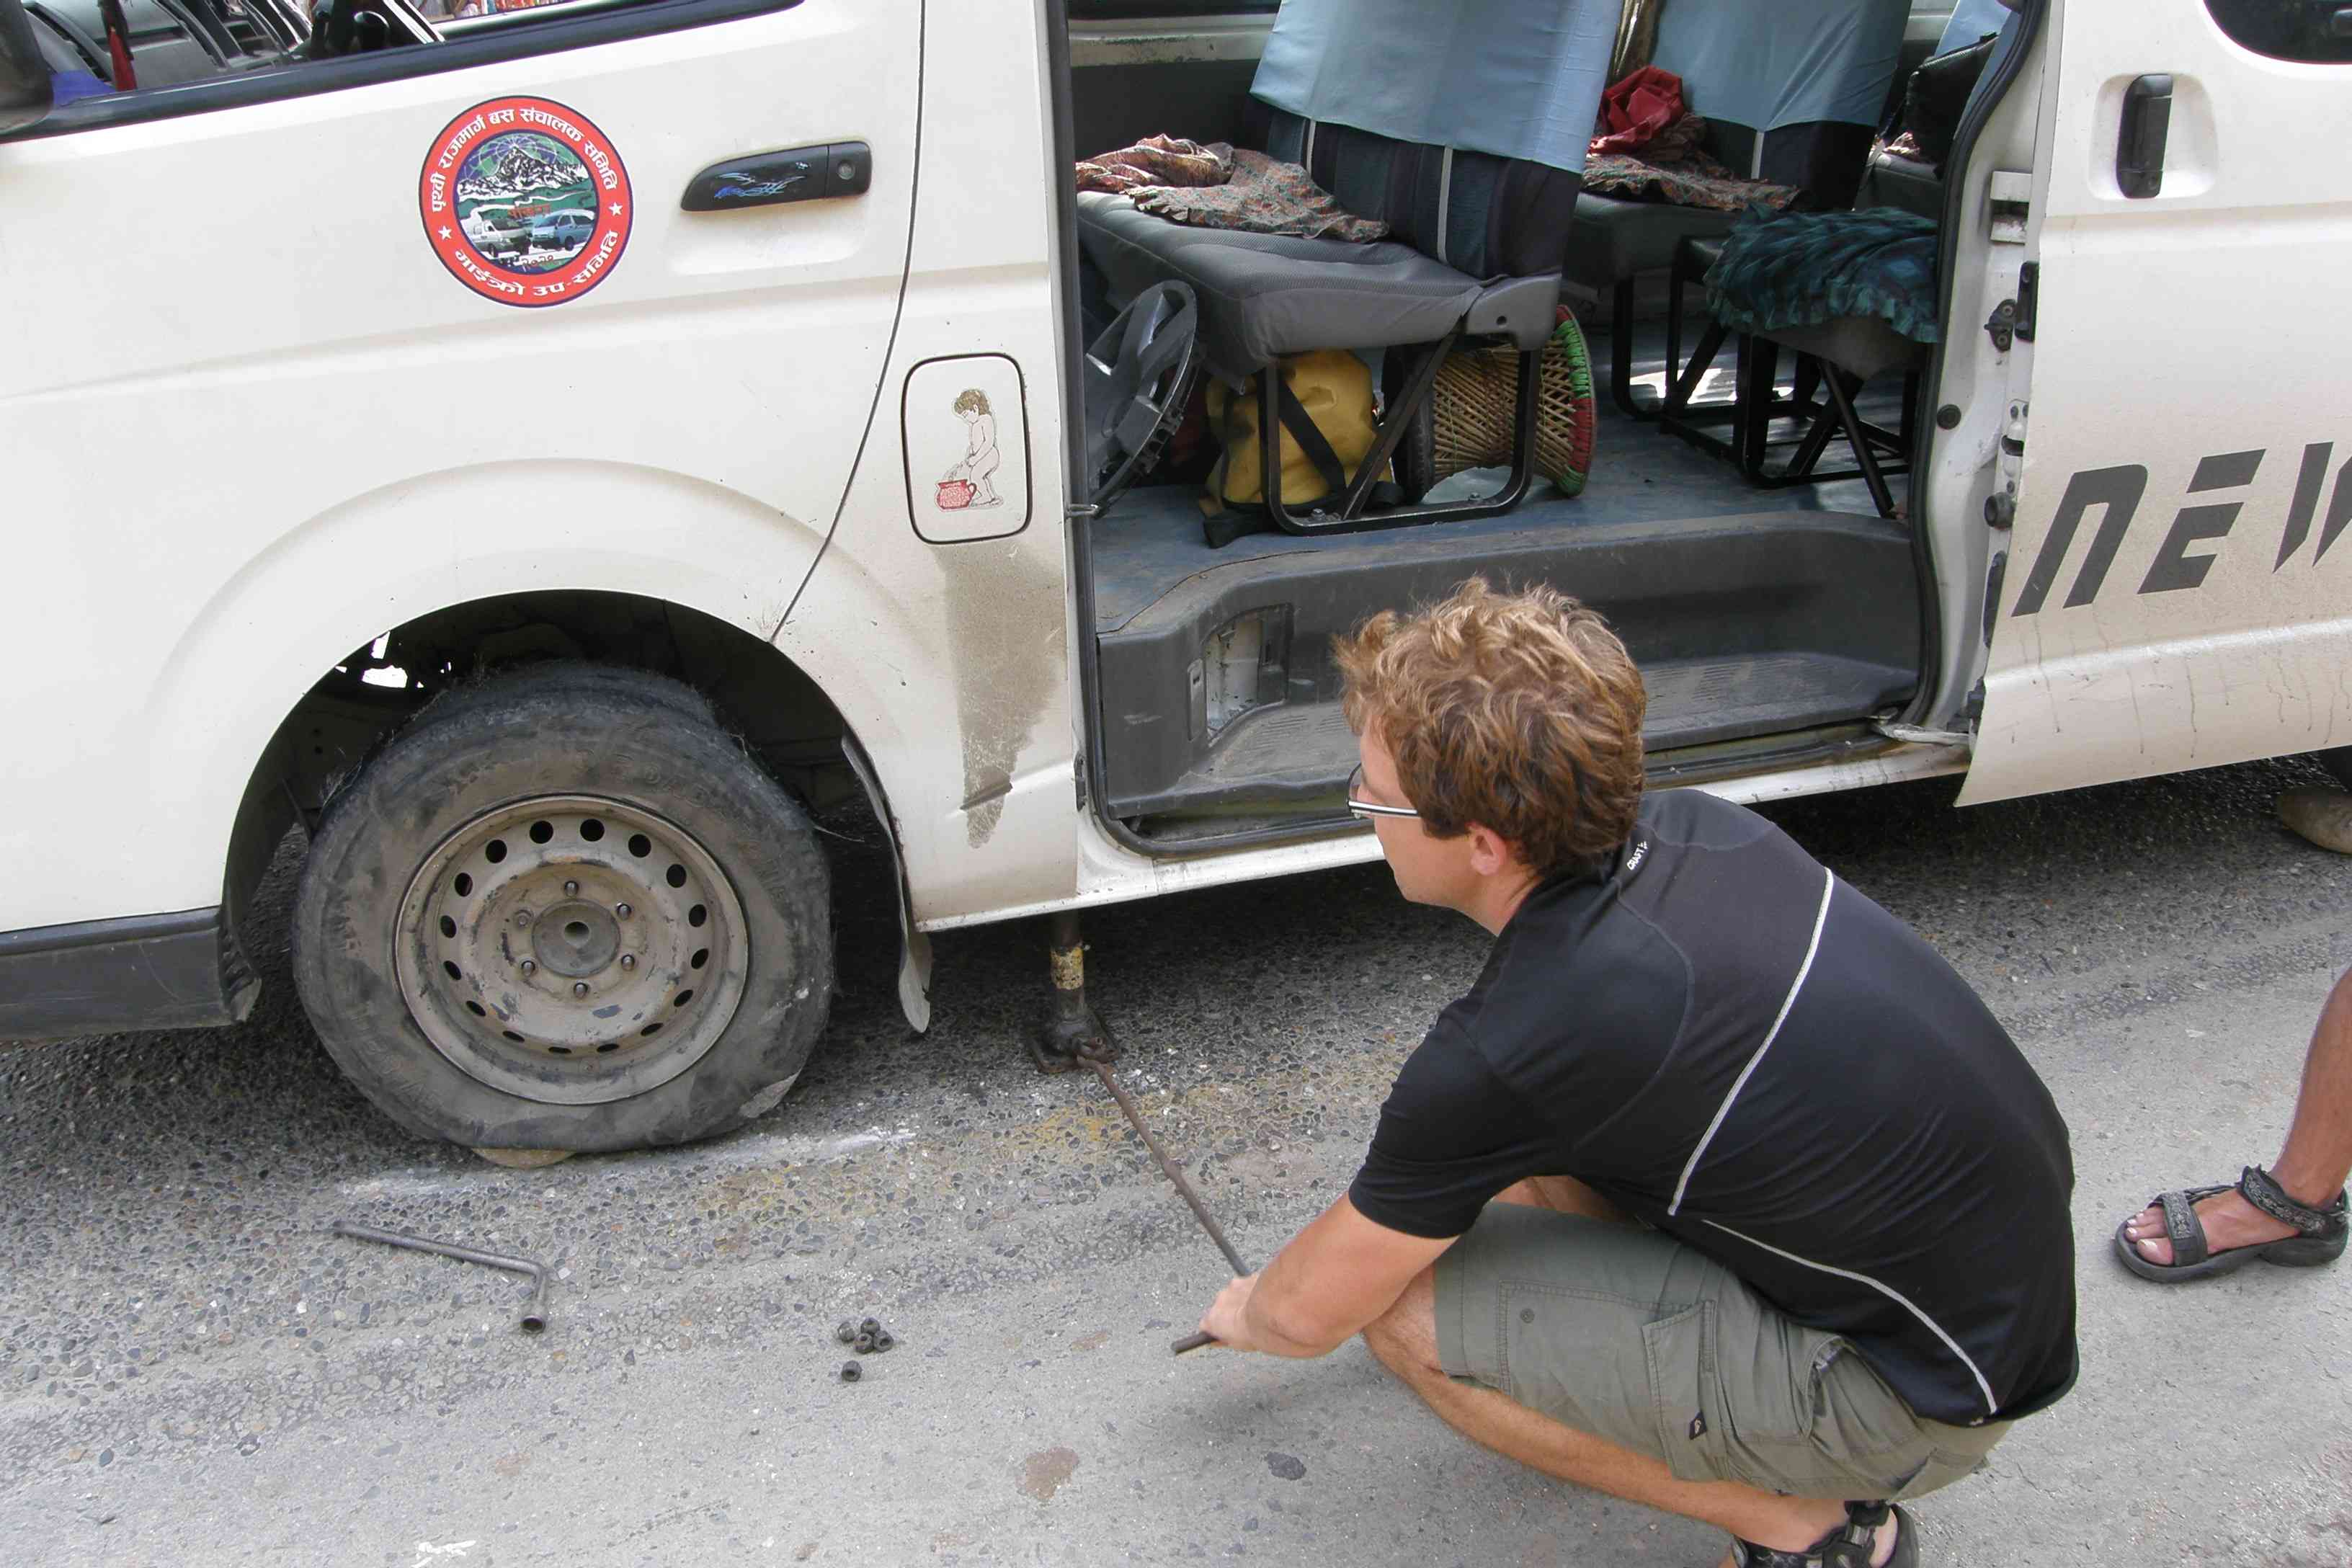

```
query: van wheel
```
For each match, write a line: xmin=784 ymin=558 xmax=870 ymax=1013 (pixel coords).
xmin=291 ymin=664 xmax=831 ymax=1153
xmin=2318 ymin=747 xmax=2352 ymax=793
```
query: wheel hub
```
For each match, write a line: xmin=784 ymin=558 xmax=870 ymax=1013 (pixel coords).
xmin=530 ymin=899 xmax=622 ymax=979
xmin=393 ymin=796 xmax=752 ymax=1105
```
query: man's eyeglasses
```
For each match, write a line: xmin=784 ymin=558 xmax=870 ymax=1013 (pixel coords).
xmin=1345 ymin=762 xmax=1420 ymax=820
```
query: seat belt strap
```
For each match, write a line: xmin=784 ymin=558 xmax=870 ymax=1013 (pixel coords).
xmin=1435 ymin=147 xmax=1455 ymax=267
xmin=1272 ymin=376 xmax=1350 ymax=497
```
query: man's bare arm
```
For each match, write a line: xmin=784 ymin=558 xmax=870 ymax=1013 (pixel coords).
xmin=1199 ymin=1193 xmax=1454 ymax=1358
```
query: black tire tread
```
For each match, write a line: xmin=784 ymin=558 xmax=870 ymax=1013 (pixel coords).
xmin=2316 ymin=746 xmax=2352 ymax=793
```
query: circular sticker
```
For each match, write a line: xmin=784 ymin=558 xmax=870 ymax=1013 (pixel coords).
xmin=418 ymin=97 xmax=632 ymax=308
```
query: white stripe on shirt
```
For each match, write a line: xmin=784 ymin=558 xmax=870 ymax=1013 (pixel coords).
xmin=1668 ymin=866 xmax=1835 ymax=1216
xmin=1703 ymin=1218 xmax=2002 ymax=1420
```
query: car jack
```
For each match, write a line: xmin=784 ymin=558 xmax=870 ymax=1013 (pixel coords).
xmin=1029 ymin=911 xmax=1118 ymax=1072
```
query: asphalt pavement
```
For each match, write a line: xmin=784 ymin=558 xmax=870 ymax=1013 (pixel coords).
xmin=3 ymin=755 xmax=2349 ymax=1568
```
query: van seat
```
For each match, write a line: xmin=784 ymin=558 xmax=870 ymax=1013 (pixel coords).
xmin=1570 ymin=0 xmax=1910 ymax=419
xmin=1072 ymin=0 xmax=1614 ymax=533
xmin=1077 ymin=192 xmax=1538 ymax=383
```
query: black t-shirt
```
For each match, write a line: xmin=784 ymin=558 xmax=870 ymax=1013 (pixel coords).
xmin=1349 ymin=790 xmax=2078 ymax=1427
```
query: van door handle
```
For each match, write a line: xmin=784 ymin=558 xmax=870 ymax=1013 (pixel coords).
xmin=2116 ymin=75 xmax=2171 ymax=200
xmin=681 ymin=143 xmax=871 ymax=212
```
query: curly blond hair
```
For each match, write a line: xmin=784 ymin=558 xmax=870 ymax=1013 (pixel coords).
xmin=1335 ymin=577 xmax=1647 ymax=875
xmin=953 ymin=388 xmax=992 ymax=416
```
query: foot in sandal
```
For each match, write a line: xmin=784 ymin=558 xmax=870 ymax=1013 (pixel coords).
xmin=2116 ymin=1164 xmax=2347 ymax=1280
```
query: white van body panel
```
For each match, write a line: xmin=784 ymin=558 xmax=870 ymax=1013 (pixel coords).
xmin=1963 ymin=0 xmax=2352 ymax=803
xmin=778 ymin=0 xmax=1083 ymax=926
xmin=1907 ymin=4 xmax=2049 ymax=737
xmin=3 ymin=0 xmax=2343 ymax=1029
xmin=0 ymin=0 xmax=920 ymax=927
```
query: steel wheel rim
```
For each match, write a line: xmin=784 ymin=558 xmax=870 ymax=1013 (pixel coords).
xmin=393 ymin=794 xmax=751 ymax=1105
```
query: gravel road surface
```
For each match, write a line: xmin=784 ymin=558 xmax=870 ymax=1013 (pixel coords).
xmin=4 ymin=757 xmax=2348 ymax=1567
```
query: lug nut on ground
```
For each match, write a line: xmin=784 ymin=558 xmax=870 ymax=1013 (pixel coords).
xmin=839 ymin=1361 xmax=860 ymax=1383
xmin=832 ymin=1314 xmax=899 ymax=1367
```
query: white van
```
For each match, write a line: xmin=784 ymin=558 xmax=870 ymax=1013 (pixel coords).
xmin=1 ymin=0 xmax=2344 ymax=1153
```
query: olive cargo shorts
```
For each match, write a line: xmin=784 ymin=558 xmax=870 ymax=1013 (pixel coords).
xmin=1431 ymin=1205 xmax=2010 ymax=1500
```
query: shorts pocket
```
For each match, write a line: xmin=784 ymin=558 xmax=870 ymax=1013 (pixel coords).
xmin=1813 ymin=1342 xmax=1934 ymax=1462
xmin=1642 ymin=1301 xmax=1729 ymax=1483
xmin=1495 ymin=1283 xmax=1677 ymax=1464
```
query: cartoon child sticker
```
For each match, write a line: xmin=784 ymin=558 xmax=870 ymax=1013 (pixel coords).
xmin=943 ymin=389 xmax=1002 ymax=509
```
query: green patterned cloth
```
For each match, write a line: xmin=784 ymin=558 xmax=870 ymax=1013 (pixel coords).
xmin=1702 ymin=207 xmax=1942 ymax=344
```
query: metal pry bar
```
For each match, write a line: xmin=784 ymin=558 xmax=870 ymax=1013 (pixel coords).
xmin=331 ymin=1219 xmax=552 ymax=1333
xmin=1074 ymin=1049 xmax=1251 ymax=1355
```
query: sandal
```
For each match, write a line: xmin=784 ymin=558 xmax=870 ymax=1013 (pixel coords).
xmin=2113 ymin=1164 xmax=2350 ymax=1282
xmin=1732 ymin=1501 xmax=1916 ymax=1568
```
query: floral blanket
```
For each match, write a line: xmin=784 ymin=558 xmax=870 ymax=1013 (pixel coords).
xmin=1075 ymin=135 xmax=1233 ymax=195
xmin=1077 ymin=138 xmax=1389 ymax=244
xmin=1581 ymin=110 xmax=1802 ymax=214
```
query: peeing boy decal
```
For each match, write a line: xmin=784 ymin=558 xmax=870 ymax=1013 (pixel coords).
xmin=902 ymin=355 xmax=1027 ymax=542
xmin=939 ymin=389 xmax=1003 ymax=510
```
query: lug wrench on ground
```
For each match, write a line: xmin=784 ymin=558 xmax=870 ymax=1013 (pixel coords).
xmin=331 ymin=1219 xmax=551 ymax=1333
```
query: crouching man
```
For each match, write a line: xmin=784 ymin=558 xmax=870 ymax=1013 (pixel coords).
xmin=1197 ymin=579 xmax=2077 ymax=1568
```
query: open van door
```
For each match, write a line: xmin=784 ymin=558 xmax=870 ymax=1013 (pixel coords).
xmin=1962 ymin=0 xmax=2352 ymax=804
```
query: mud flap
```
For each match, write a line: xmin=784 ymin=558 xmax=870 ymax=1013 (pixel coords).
xmin=842 ymin=731 xmax=934 ymax=1033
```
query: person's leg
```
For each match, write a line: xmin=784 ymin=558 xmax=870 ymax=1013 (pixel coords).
xmin=1361 ymin=1271 xmax=1898 ymax=1567
xmin=1492 ymin=1173 xmax=1629 ymax=1222
xmin=2279 ymin=788 xmax=2352 ymax=855
xmin=2124 ymin=964 xmax=2352 ymax=1264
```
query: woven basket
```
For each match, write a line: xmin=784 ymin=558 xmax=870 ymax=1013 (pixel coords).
xmin=1429 ymin=308 xmax=1596 ymax=495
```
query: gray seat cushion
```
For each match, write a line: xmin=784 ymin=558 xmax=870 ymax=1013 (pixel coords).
xmin=1758 ymin=316 xmax=1928 ymax=383
xmin=1562 ymin=192 xmax=1739 ymax=292
xmin=1078 ymin=191 xmax=1489 ymax=380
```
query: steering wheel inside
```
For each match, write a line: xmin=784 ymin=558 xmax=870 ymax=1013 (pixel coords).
xmin=1082 ymin=280 xmax=1203 ymax=515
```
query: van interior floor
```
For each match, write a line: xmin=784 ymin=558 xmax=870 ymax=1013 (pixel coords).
xmin=1087 ymin=318 xmax=1924 ymax=845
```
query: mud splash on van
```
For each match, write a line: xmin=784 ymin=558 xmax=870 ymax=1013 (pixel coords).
xmin=940 ymin=536 xmax=1064 ymax=847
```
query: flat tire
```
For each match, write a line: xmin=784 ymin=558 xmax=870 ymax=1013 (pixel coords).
xmin=291 ymin=664 xmax=831 ymax=1152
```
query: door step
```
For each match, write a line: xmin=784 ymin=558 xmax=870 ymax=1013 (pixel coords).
xmin=1095 ymin=506 xmax=1920 ymax=829
xmin=1110 ymin=649 xmax=1912 ymax=821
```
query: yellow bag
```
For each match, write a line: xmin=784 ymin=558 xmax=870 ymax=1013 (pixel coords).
xmin=1204 ymin=350 xmax=1381 ymax=509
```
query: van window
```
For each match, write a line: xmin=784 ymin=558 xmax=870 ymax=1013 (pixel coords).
xmin=9 ymin=0 xmax=798 ymax=138
xmin=1068 ymin=1 xmax=1274 ymax=16
xmin=2204 ymin=0 xmax=2352 ymax=63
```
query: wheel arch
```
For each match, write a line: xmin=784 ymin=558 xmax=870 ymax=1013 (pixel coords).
xmin=223 ymin=589 xmax=931 ymax=1024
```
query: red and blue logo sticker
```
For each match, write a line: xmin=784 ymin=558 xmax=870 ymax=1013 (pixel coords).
xmin=419 ymin=96 xmax=632 ymax=308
